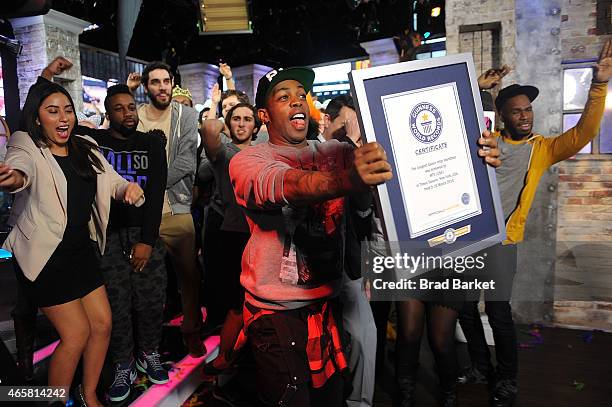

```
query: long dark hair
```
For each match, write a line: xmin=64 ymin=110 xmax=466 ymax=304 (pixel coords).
xmin=20 ymin=81 xmax=104 ymax=179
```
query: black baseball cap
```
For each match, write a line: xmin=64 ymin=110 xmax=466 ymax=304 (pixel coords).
xmin=255 ymin=67 xmax=315 ymax=109
xmin=495 ymin=84 xmax=539 ymax=112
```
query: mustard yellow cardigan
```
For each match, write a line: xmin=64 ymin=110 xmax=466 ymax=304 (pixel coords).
xmin=499 ymin=82 xmax=607 ymax=244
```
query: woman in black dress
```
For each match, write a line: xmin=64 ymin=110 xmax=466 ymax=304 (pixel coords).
xmin=0 ymin=81 xmax=143 ymax=406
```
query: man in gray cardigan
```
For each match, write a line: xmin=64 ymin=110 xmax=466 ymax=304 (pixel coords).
xmin=128 ymin=62 xmax=204 ymax=356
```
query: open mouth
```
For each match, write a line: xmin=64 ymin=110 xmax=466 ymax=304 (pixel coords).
xmin=56 ymin=125 xmax=70 ymax=139
xmin=518 ymin=122 xmax=531 ymax=131
xmin=289 ymin=113 xmax=306 ymax=130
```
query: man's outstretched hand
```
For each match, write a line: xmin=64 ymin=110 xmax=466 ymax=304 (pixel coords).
xmin=477 ymin=65 xmax=511 ymax=90
xmin=350 ymin=142 xmax=393 ymax=190
xmin=594 ymin=39 xmax=612 ymax=83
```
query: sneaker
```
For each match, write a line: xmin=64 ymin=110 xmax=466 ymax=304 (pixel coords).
xmin=136 ymin=351 xmax=169 ymax=384
xmin=457 ymin=365 xmax=492 ymax=385
xmin=108 ymin=359 xmax=137 ymax=402
xmin=491 ymin=378 xmax=517 ymax=407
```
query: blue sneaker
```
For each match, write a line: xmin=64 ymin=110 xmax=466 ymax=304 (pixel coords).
xmin=136 ymin=350 xmax=169 ymax=384
xmin=108 ymin=359 xmax=137 ymax=402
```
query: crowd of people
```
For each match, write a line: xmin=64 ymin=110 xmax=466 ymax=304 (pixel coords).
xmin=1 ymin=38 xmax=611 ymax=407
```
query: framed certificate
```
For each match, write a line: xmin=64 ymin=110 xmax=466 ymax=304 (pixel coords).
xmin=349 ymin=53 xmax=506 ymax=257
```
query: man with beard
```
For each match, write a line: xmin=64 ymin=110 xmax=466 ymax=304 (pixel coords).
xmin=76 ymin=84 xmax=168 ymax=402
xmin=458 ymin=40 xmax=612 ymax=407
xmin=127 ymin=62 xmax=203 ymax=356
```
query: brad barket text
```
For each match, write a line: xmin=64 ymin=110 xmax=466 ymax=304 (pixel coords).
xmin=372 ymin=278 xmax=496 ymax=291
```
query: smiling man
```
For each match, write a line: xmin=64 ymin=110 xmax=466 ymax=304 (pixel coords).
xmin=458 ymin=39 xmax=612 ymax=407
xmin=76 ymin=84 xmax=169 ymax=401
xmin=229 ymin=67 xmax=393 ymax=406
xmin=130 ymin=62 xmax=203 ymax=357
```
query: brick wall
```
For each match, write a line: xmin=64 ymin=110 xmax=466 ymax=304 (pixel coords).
xmin=552 ymin=0 xmax=612 ymax=332
xmin=459 ymin=30 xmax=500 ymax=77
xmin=44 ymin=26 xmax=85 ymax=111
xmin=554 ymin=157 xmax=612 ymax=331
xmin=446 ymin=0 xmax=612 ymax=328
xmin=13 ymin=23 xmax=47 ymax=109
xmin=11 ymin=10 xmax=90 ymax=111
xmin=561 ymin=0 xmax=607 ymax=61
xmin=446 ymin=0 xmax=518 ymax=83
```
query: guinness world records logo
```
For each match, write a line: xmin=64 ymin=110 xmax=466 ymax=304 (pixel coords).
xmin=410 ymin=103 xmax=443 ymax=143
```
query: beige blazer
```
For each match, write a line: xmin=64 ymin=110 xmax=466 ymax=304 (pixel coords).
xmin=2 ymin=131 xmax=144 ymax=282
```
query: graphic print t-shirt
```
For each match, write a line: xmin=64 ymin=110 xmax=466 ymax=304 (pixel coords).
xmin=77 ymin=126 xmax=167 ymax=246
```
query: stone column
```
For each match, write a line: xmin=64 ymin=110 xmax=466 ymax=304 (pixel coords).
xmin=511 ymin=0 xmax=563 ymax=324
xmin=178 ymin=62 xmax=220 ymax=105
xmin=11 ymin=9 xmax=90 ymax=110
xmin=179 ymin=63 xmax=273 ymax=107
xmin=360 ymin=38 xmax=399 ymax=67
xmin=232 ymin=64 xmax=272 ymax=105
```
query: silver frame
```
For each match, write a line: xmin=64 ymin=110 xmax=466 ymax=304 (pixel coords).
xmin=349 ymin=53 xmax=507 ymax=257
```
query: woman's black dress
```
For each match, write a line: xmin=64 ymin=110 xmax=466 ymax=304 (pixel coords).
xmin=16 ymin=154 xmax=102 ymax=307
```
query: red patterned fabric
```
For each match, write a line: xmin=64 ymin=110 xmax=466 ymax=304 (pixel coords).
xmin=234 ymin=301 xmax=347 ymax=388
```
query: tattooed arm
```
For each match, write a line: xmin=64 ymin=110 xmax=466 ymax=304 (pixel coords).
xmin=231 ymin=142 xmax=392 ymax=209
xmin=282 ymin=142 xmax=392 ymax=205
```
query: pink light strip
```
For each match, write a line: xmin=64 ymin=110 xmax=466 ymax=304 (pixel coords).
xmin=130 ymin=335 xmax=220 ymax=407
xmin=33 ymin=340 xmax=60 ymax=365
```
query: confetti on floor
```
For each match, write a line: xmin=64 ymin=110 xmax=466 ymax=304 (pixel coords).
xmin=573 ymin=380 xmax=585 ymax=391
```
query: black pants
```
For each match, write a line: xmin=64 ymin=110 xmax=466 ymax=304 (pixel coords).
xmin=248 ymin=303 xmax=345 ymax=407
xmin=100 ymin=227 xmax=167 ymax=364
xmin=458 ymin=243 xmax=518 ymax=379
xmin=202 ymin=207 xmax=225 ymax=327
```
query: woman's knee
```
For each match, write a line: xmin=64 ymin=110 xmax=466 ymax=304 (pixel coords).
xmin=90 ymin=313 xmax=112 ymax=339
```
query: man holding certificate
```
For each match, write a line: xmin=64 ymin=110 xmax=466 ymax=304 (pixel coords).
xmin=458 ymin=39 xmax=612 ymax=407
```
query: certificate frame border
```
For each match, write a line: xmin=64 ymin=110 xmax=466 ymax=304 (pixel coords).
xmin=349 ymin=53 xmax=506 ymax=258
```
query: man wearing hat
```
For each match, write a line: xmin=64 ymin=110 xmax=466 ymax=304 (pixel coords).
xmin=172 ymin=85 xmax=193 ymax=108
xmin=458 ymin=40 xmax=612 ymax=407
xmin=228 ymin=66 xmax=393 ymax=405
xmin=230 ymin=65 xmax=501 ymax=405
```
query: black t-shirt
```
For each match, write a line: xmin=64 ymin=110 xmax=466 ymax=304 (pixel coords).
xmin=75 ymin=126 xmax=167 ymax=246
xmin=53 ymin=154 xmax=96 ymax=248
